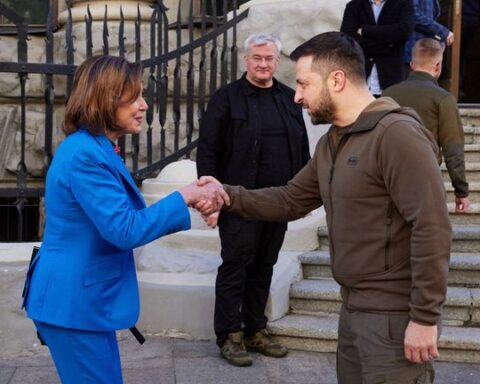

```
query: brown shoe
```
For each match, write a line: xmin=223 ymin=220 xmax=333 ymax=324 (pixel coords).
xmin=244 ymin=329 xmax=288 ymax=358
xmin=220 ymin=331 xmax=253 ymax=367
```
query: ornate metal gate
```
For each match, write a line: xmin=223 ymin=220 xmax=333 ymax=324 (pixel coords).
xmin=0 ymin=0 xmax=248 ymax=241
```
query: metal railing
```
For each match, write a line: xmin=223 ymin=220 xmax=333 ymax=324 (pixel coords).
xmin=0 ymin=0 xmax=248 ymax=241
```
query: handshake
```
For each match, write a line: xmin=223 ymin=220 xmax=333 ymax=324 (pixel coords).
xmin=178 ymin=176 xmax=229 ymax=228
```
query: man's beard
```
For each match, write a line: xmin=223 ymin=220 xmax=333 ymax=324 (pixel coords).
xmin=309 ymin=86 xmax=336 ymax=125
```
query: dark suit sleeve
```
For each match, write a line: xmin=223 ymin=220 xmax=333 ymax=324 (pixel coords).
xmin=196 ymin=89 xmax=230 ymax=179
xmin=340 ymin=2 xmax=363 ymax=48
xmin=340 ymin=1 xmax=412 ymax=57
xmin=340 ymin=2 xmax=362 ymax=43
xmin=341 ymin=6 xmax=389 ymax=57
xmin=361 ymin=0 xmax=414 ymax=44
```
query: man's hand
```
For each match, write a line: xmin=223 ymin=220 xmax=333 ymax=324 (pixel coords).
xmin=404 ymin=321 xmax=439 ymax=363
xmin=455 ymin=196 xmax=470 ymax=213
xmin=201 ymin=211 xmax=220 ymax=228
xmin=178 ymin=177 xmax=230 ymax=216
xmin=446 ymin=31 xmax=454 ymax=46
xmin=196 ymin=175 xmax=223 ymax=188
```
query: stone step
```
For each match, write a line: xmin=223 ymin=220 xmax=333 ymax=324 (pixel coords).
xmin=463 ymin=127 xmax=478 ymax=144
xmin=459 ymin=107 xmax=480 ymax=129
xmin=289 ymin=279 xmax=480 ymax=326
xmin=463 ymin=144 xmax=480 ymax=162
xmin=300 ymin=250 xmax=480 ymax=287
xmin=451 ymin=224 xmax=480 ymax=252
xmin=463 ymin=126 xmax=480 ymax=144
xmin=447 ymin=203 xmax=480 ymax=225
xmin=442 ymin=162 xmax=480 ymax=182
xmin=318 ymin=224 xmax=480 ymax=253
xmin=267 ymin=313 xmax=480 ymax=363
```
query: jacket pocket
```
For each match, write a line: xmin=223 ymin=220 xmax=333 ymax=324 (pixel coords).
xmin=231 ymin=115 xmax=251 ymax=153
xmin=385 ymin=200 xmax=393 ymax=270
xmin=83 ymin=259 xmax=122 ymax=287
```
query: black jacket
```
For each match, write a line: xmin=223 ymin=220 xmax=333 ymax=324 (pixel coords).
xmin=340 ymin=0 xmax=414 ymax=89
xmin=196 ymin=74 xmax=310 ymax=188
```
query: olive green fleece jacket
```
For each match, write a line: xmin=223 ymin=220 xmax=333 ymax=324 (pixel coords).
xmin=224 ymin=97 xmax=451 ymax=326
xmin=383 ymin=71 xmax=469 ymax=197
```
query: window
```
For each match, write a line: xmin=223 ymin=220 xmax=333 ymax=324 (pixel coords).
xmin=0 ymin=197 xmax=41 ymax=242
xmin=0 ymin=0 xmax=57 ymax=34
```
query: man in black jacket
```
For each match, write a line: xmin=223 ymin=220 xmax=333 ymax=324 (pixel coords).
xmin=340 ymin=0 xmax=414 ymax=96
xmin=196 ymin=32 xmax=310 ymax=367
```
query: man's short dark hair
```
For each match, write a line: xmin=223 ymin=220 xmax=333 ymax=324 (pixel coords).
xmin=412 ymin=38 xmax=445 ymax=67
xmin=290 ymin=32 xmax=366 ymax=84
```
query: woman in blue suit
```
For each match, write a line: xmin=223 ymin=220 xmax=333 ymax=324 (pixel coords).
xmin=22 ymin=55 xmax=227 ymax=383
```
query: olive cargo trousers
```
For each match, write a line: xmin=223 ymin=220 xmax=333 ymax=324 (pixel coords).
xmin=337 ymin=305 xmax=435 ymax=384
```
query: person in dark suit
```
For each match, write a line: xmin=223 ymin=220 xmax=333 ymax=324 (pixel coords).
xmin=340 ymin=0 xmax=414 ymax=96
xmin=22 ymin=55 xmax=228 ymax=384
xmin=196 ymin=33 xmax=310 ymax=367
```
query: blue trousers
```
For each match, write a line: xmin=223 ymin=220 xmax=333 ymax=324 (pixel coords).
xmin=34 ymin=320 xmax=123 ymax=384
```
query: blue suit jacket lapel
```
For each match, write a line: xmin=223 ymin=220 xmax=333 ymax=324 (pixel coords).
xmin=95 ymin=134 xmax=146 ymax=207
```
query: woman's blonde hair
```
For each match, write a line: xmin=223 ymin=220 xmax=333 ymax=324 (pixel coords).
xmin=62 ymin=55 xmax=143 ymax=135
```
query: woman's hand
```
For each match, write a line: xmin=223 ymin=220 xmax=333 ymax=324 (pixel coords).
xmin=179 ymin=176 xmax=230 ymax=216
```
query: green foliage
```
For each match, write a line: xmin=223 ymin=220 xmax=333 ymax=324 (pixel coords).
xmin=2 ymin=0 xmax=49 ymax=24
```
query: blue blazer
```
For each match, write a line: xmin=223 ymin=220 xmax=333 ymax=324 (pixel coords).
xmin=23 ymin=127 xmax=191 ymax=331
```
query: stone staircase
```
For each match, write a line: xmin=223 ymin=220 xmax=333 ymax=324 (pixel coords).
xmin=267 ymin=107 xmax=480 ymax=363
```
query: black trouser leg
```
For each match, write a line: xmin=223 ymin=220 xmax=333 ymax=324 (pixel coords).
xmin=242 ymin=221 xmax=287 ymax=337
xmin=214 ymin=214 xmax=256 ymax=347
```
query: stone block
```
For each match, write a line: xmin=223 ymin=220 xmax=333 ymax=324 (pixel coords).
xmin=291 ymin=298 xmax=341 ymax=315
xmin=136 ymin=249 xmax=302 ymax=338
xmin=448 ymin=254 xmax=480 ymax=286
xmin=137 ymin=273 xmax=216 ymax=339
xmin=471 ymin=288 xmax=480 ymax=324
xmin=0 ymin=35 xmax=45 ymax=98
xmin=443 ymin=287 xmax=472 ymax=324
xmin=1 ymin=104 xmax=65 ymax=177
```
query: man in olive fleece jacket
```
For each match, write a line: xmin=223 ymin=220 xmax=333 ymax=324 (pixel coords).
xmin=200 ymin=32 xmax=451 ymax=384
xmin=384 ymin=38 xmax=470 ymax=213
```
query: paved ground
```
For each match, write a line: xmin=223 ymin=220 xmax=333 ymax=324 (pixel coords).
xmin=1 ymin=334 xmax=480 ymax=384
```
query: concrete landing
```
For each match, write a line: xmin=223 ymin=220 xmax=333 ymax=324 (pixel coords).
xmin=1 ymin=333 xmax=479 ymax=384
xmin=136 ymin=247 xmax=303 ymax=339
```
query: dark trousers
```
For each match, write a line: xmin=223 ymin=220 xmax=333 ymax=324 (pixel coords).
xmin=337 ymin=305 xmax=435 ymax=384
xmin=214 ymin=213 xmax=287 ymax=347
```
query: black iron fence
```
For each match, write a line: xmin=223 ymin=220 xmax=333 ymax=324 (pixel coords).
xmin=0 ymin=0 xmax=248 ymax=241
